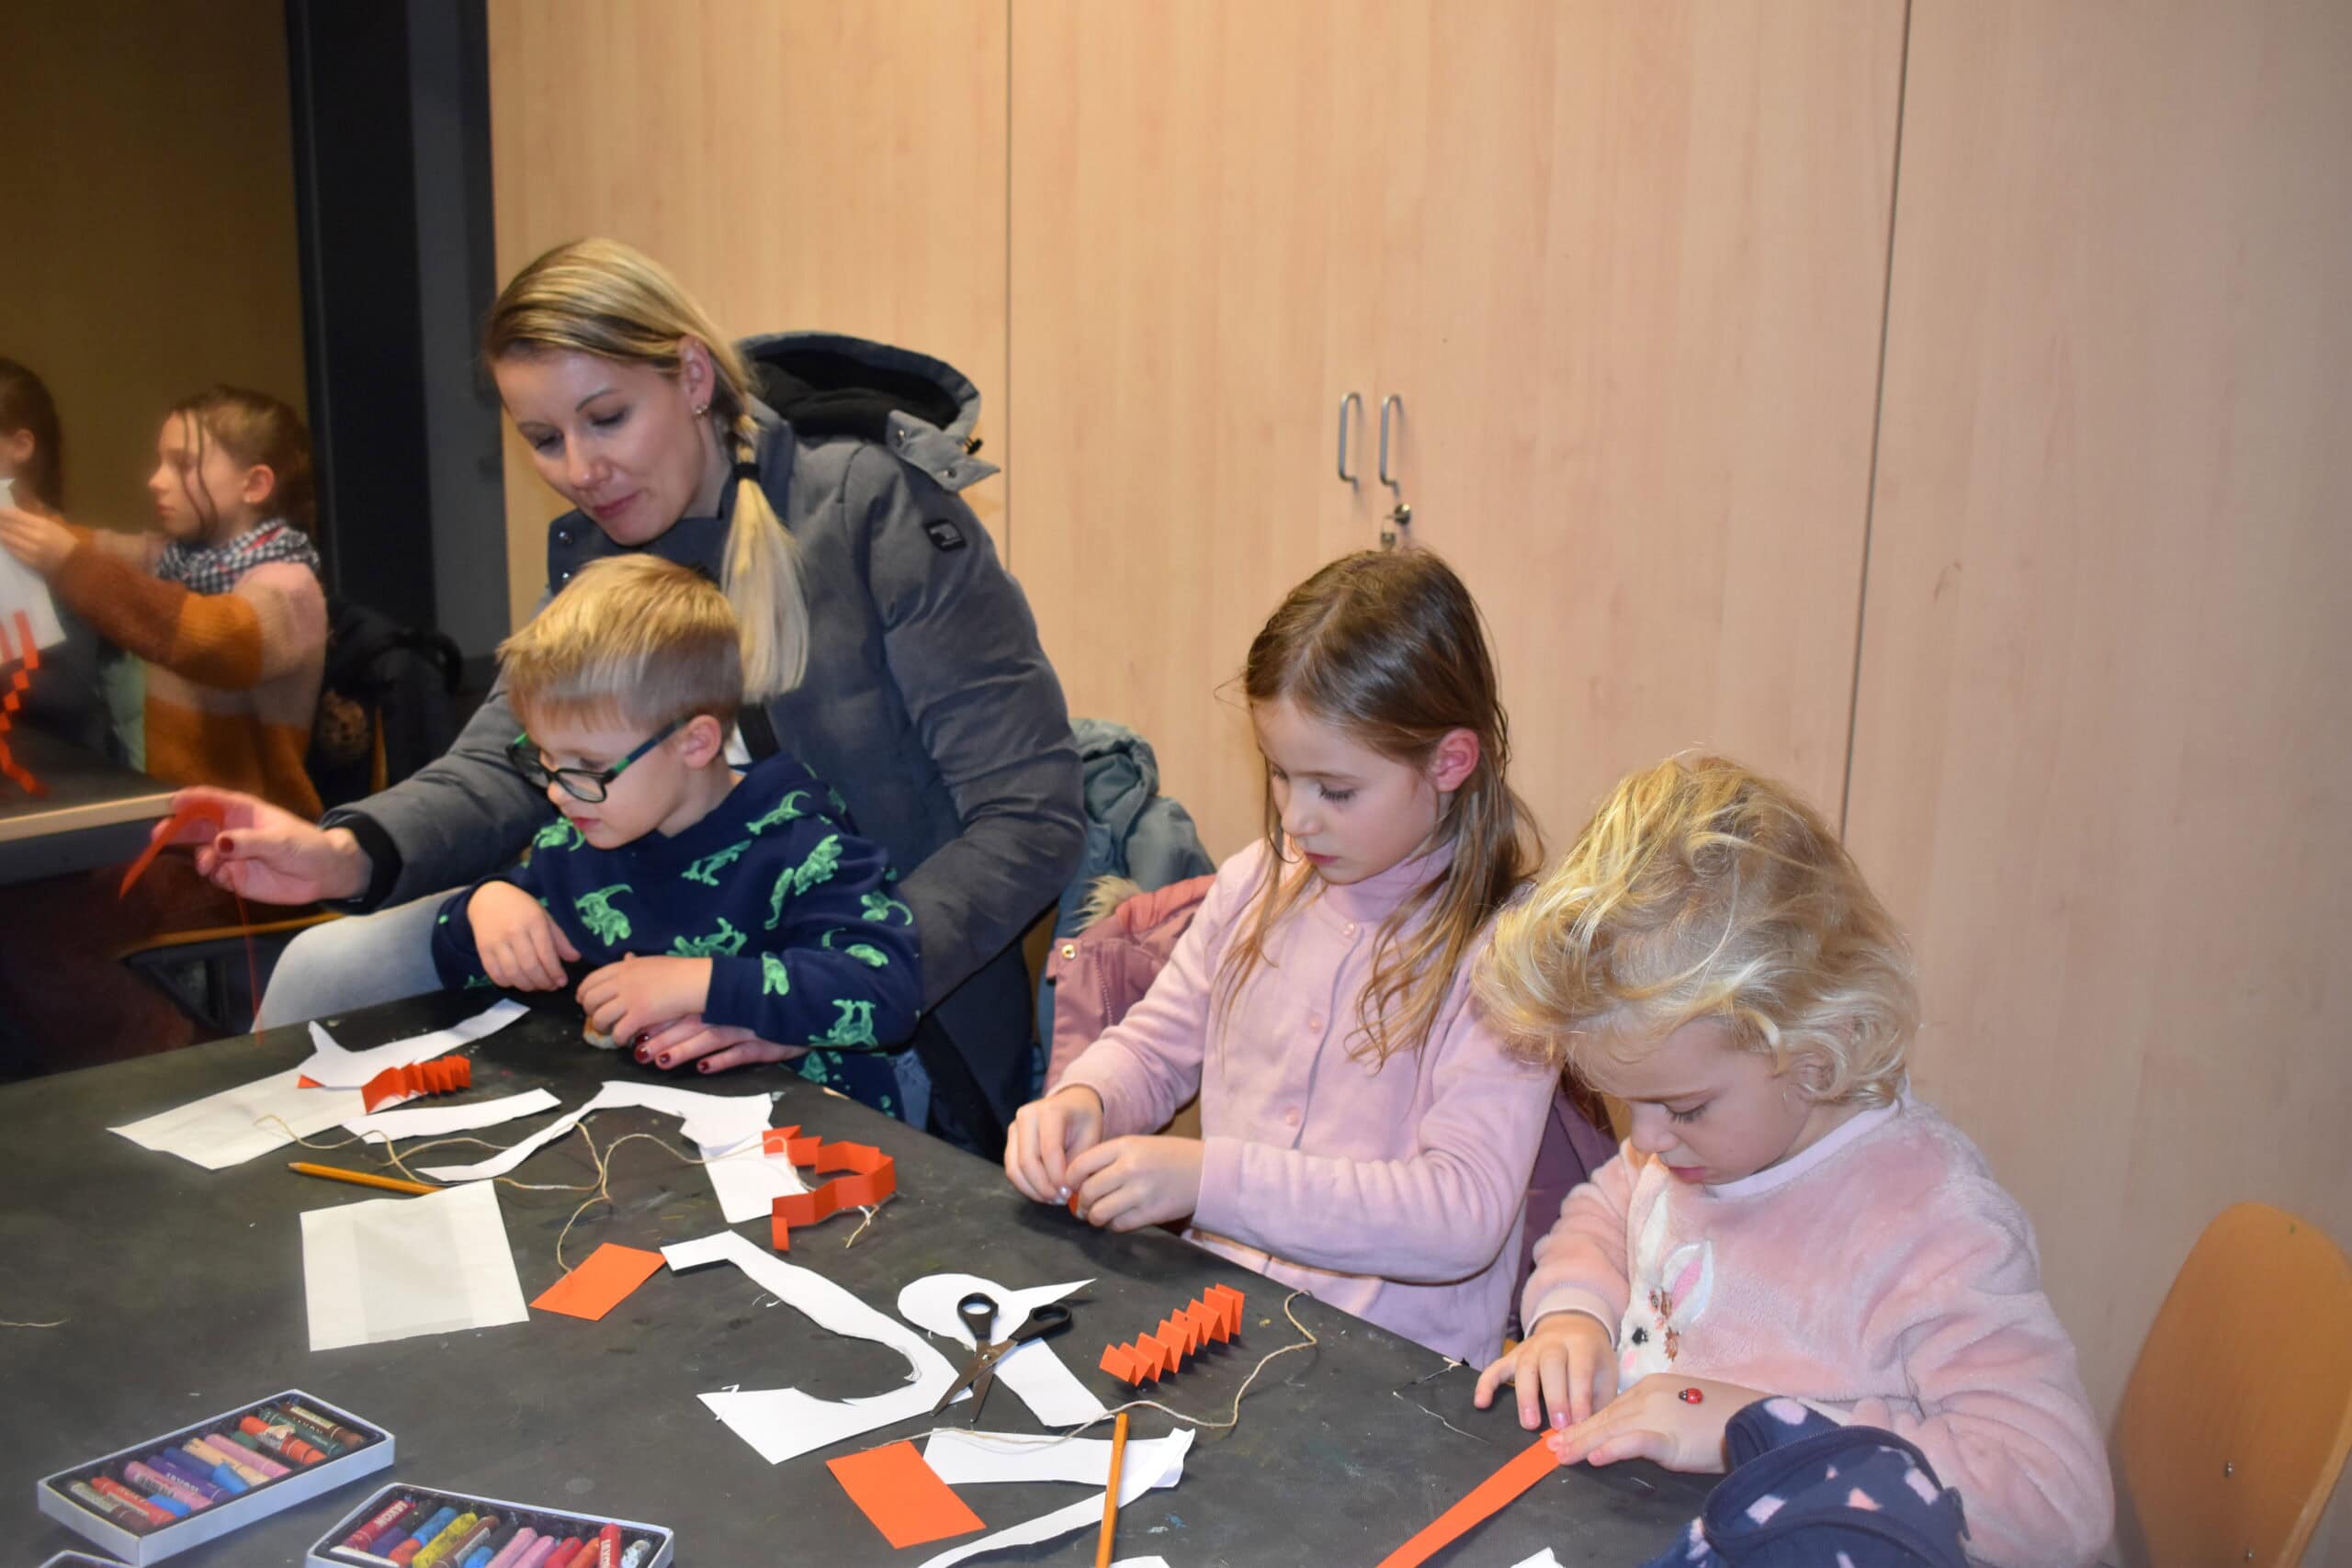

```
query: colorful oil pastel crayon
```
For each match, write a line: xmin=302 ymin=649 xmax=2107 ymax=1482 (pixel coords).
xmin=106 ymin=1470 xmax=190 ymax=1518
xmin=88 ymin=1474 xmax=176 ymax=1527
xmin=596 ymin=1523 xmax=623 ymax=1567
xmin=560 ymin=1535 xmax=601 ymax=1568
xmin=125 ymin=1459 xmax=213 ymax=1512
xmin=345 ymin=1495 xmax=424 ymax=1551
xmin=617 ymin=1541 xmax=654 ymax=1568
xmin=150 ymin=1447 xmax=242 ymax=1497
xmin=220 ymin=1428 xmax=295 ymax=1478
xmin=531 ymin=1538 xmax=581 ymax=1568
xmin=462 ymin=1520 xmax=524 ymax=1568
xmin=66 ymin=1478 xmax=153 ymax=1529
xmin=183 ymin=1436 xmax=271 ymax=1487
xmin=261 ymin=1404 xmax=350 ymax=1457
xmin=238 ymin=1414 xmax=327 ymax=1465
xmin=434 ymin=1514 xmax=501 ymax=1567
xmin=412 ymin=1508 xmax=481 ymax=1568
xmin=280 ymin=1400 xmax=370 ymax=1450
xmin=513 ymin=1535 xmax=563 ymax=1568
xmin=387 ymin=1504 xmax=460 ymax=1566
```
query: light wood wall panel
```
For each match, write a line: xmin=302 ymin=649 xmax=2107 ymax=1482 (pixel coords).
xmin=1846 ymin=4 xmax=2352 ymax=1554
xmin=486 ymin=0 xmax=1008 ymax=629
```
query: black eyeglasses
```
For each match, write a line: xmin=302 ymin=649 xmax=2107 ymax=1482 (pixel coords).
xmin=506 ymin=717 xmax=683 ymax=803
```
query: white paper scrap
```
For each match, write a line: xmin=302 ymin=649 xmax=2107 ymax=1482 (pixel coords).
xmin=1509 ymin=1552 xmax=1563 ymax=1568
xmin=898 ymin=1273 xmax=1108 ymax=1427
xmin=662 ymin=1229 xmax=959 ymax=1465
xmin=300 ymin=1179 xmax=529 ymax=1351
xmin=297 ymin=998 xmax=527 ymax=1089
xmin=0 ymin=477 xmax=65 ymax=651
xmin=700 ymin=1136 xmax=810 ymax=1224
xmin=342 ymin=1088 xmax=561 ymax=1143
xmin=109 ymin=1067 xmax=366 ymax=1170
xmin=922 ymin=1429 xmax=1192 ymax=1489
xmin=912 ymin=1427 xmax=1194 ymax=1568
xmin=415 ymin=1079 xmax=774 ymax=1183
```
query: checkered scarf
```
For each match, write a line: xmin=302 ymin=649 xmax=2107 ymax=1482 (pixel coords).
xmin=155 ymin=519 xmax=322 ymax=595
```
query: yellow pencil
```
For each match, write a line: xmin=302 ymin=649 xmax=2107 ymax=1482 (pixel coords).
xmin=288 ymin=1161 xmax=439 ymax=1196
xmin=1097 ymin=1410 xmax=1129 ymax=1568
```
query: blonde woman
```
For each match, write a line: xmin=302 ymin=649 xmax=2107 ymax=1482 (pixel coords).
xmin=164 ymin=240 xmax=1082 ymax=1153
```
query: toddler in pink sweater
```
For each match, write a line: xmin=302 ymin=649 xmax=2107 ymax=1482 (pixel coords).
xmin=1004 ymin=549 xmax=1555 ymax=1366
xmin=1472 ymin=755 xmax=2112 ymax=1568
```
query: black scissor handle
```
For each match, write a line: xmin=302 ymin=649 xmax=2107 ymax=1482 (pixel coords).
xmin=957 ymin=1292 xmax=999 ymax=1346
xmin=1011 ymin=1302 xmax=1072 ymax=1344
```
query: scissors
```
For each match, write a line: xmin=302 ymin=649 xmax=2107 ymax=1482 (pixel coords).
xmin=931 ymin=1291 xmax=1073 ymax=1425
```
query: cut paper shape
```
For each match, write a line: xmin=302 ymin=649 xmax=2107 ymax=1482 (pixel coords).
xmin=1509 ymin=1551 xmax=1564 ymax=1568
xmin=343 ymin=1088 xmax=561 ymax=1144
xmin=416 ymin=1078 xmax=774 ymax=1182
xmin=911 ymin=1427 xmax=1194 ymax=1568
xmin=764 ymin=1124 xmax=896 ymax=1250
xmin=0 ymin=489 xmax=67 ymax=648
xmin=922 ymin=1428 xmax=1191 ymax=1489
xmin=1372 ymin=1435 xmax=1560 ymax=1568
xmin=532 ymin=1242 xmax=667 ymax=1322
xmin=300 ymin=1179 xmax=530 ymax=1351
xmin=662 ymin=1229 xmax=960 ymax=1465
xmin=361 ymin=1054 xmax=471 ymax=1112
xmin=702 ymin=1134 xmax=811 ymax=1225
xmin=1098 ymin=1283 xmax=1245 ymax=1385
xmin=0 ymin=608 xmax=49 ymax=795
xmin=899 ymin=1274 xmax=1109 ymax=1427
xmin=110 ymin=1067 xmax=367 ymax=1170
xmin=295 ymin=999 xmax=526 ymax=1089
xmin=824 ymin=1440 xmax=985 ymax=1550
xmin=117 ymin=805 xmax=214 ymax=897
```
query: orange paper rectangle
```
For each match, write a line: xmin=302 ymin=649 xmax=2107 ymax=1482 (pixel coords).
xmin=1374 ymin=1436 xmax=1560 ymax=1568
xmin=825 ymin=1439 xmax=984 ymax=1550
xmin=531 ymin=1243 xmax=666 ymax=1321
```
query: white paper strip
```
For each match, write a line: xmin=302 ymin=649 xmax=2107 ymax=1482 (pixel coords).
xmin=300 ymin=1180 xmax=529 ymax=1351
xmin=415 ymin=1079 xmax=775 ymax=1182
xmin=110 ymin=1067 xmax=366 ymax=1170
xmin=663 ymin=1229 xmax=960 ymax=1465
xmin=341 ymin=1088 xmax=561 ymax=1143
xmin=898 ymin=1273 xmax=1109 ymax=1427
xmin=911 ymin=1428 xmax=1193 ymax=1568
xmin=296 ymin=998 xmax=527 ymax=1089
xmin=0 ymin=478 xmax=64 ymax=650
xmin=922 ymin=1429 xmax=1192 ymax=1489
xmin=700 ymin=1137 xmax=810 ymax=1224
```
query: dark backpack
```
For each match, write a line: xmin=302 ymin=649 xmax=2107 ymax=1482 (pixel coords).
xmin=308 ymin=597 xmax=464 ymax=809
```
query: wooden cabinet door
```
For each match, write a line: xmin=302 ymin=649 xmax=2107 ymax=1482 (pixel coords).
xmin=487 ymin=0 xmax=1010 ymax=627
xmin=1009 ymin=0 xmax=1417 ymax=857
xmin=1372 ymin=1 xmax=1906 ymax=845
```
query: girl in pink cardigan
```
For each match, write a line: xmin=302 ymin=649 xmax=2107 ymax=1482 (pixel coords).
xmin=1004 ymin=549 xmax=1555 ymax=1366
xmin=1472 ymin=756 xmax=2111 ymax=1568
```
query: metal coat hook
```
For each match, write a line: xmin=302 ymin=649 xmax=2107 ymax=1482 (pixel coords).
xmin=1377 ymin=393 xmax=1412 ymax=548
xmin=1337 ymin=392 xmax=1363 ymax=483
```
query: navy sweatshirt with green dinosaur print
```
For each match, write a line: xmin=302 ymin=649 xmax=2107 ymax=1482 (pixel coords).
xmin=430 ymin=751 xmax=922 ymax=1066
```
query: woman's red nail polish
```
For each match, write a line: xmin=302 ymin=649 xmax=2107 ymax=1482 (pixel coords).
xmin=657 ymin=1055 xmax=670 ymax=1066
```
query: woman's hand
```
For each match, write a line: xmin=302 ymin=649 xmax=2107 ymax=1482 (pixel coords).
xmin=1474 ymin=1310 xmax=1620 ymax=1429
xmin=173 ymin=786 xmax=371 ymax=904
xmin=1063 ymin=1134 xmax=1204 ymax=1233
xmin=1547 ymin=1374 xmax=1768 ymax=1473
xmin=632 ymin=1015 xmax=809 ymax=1074
xmin=577 ymin=954 xmax=713 ymax=1045
xmin=465 ymin=881 xmax=580 ymax=991
xmin=1004 ymin=1085 xmax=1105 ymax=1203
xmin=0 ymin=506 xmax=76 ymax=576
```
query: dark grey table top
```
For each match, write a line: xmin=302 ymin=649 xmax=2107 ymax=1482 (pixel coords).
xmin=1 ymin=992 xmax=1704 ymax=1566
xmin=0 ymin=728 xmax=173 ymax=884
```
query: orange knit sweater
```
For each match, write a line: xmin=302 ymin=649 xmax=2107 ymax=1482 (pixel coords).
xmin=51 ymin=527 xmax=327 ymax=818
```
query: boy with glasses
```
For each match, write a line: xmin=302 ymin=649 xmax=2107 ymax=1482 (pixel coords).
xmin=429 ymin=555 xmax=921 ymax=1114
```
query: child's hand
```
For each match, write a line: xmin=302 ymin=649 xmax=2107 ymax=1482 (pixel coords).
xmin=0 ymin=506 xmax=75 ymax=576
xmin=1474 ymin=1309 xmax=1619 ymax=1428
xmin=577 ymin=954 xmax=713 ymax=1044
xmin=1065 ymin=1134 xmax=1204 ymax=1233
xmin=1546 ymin=1373 xmax=1767 ymax=1473
xmin=632 ymin=1014 xmax=808 ymax=1074
xmin=469 ymin=880 xmax=582 ymax=990
xmin=1004 ymin=1086 xmax=1105 ymax=1204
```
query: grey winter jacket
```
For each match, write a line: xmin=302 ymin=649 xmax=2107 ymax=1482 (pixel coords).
xmin=320 ymin=333 xmax=1083 ymax=1122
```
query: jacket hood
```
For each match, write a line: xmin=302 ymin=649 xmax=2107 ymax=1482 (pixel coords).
xmin=737 ymin=331 xmax=997 ymax=491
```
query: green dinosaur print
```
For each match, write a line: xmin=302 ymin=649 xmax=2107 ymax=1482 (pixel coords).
xmin=671 ymin=917 xmax=747 ymax=958
xmin=821 ymin=998 xmax=878 ymax=1048
xmin=761 ymin=952 xmax=791 ymax=996
xmin=860 ymin=892 xmax=914 ymax=926
xmin=840 ymin=943 xmax=889 ymax=968
xmin=746 ymin=790 xmax=813 ymax=834
xmin=765 ymin=834 xmax=844 ymax=928
xmin=574 ymin=885 xmax=634 ymax=944
xmin=535 ymin=818 xmax=584 ymax=852
xmin=681 ymin=839 xmax=752 ymax=886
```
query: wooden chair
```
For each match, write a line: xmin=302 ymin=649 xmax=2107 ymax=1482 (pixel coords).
xmin=2116 ymin=1202 xmax=2352 ymax=1565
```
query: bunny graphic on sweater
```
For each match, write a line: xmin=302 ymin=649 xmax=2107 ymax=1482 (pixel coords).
xmin=1619 ymin=1190 xmax=1715 ymax=1382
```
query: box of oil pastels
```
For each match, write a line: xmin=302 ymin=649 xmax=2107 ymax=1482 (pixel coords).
xmin=36 ymin=1390 xmax=393 ymax=1564
xmin=305 ymin=1484 xmax=675 ymax=1568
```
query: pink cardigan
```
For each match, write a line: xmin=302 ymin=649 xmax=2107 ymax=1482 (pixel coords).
xmin=1524 ymin=1098 xmax=2113 ymax=1568
xmin=1058 ymin=840 xmax=1555 ymax=1365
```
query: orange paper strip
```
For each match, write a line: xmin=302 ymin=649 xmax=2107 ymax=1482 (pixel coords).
xmin=824 ymin=1439 xmax=984 ymax=1549
xmin=1098 ymin=1286 xmax=1247 ymax=1385
xmin=0 ymin=612 xmax=44 ymax=796
xmin=531 ymin=1243 xmax=667 ymax=1321
xmin=768 ymin=1131 xmax=897 ymax=1251
xmin=119 ymin=806 xmax=217 ymax=897
xmin=1373 ymin=1436 xmax=1559 ymax=1568
xmin=361 ymin=1054 xmax=473 ymax=1112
